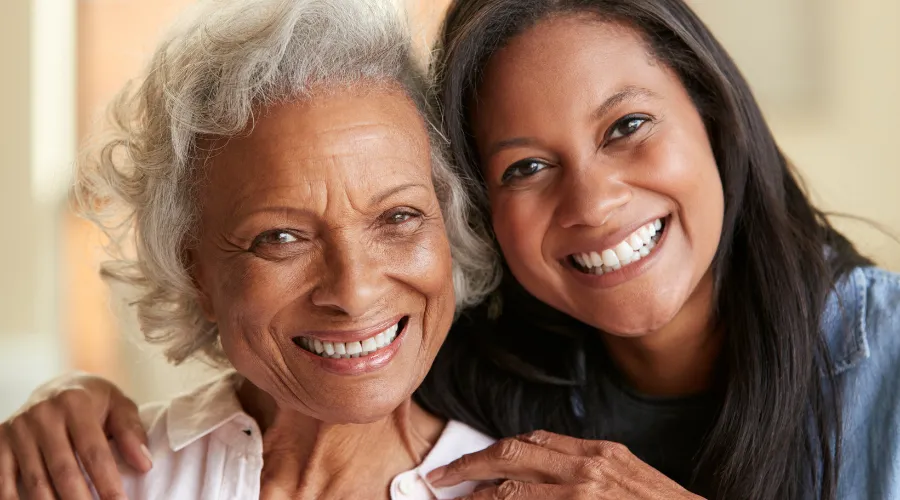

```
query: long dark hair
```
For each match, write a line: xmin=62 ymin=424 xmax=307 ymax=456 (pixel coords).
xmin=414 ymin=1 xmax=872 ymax=499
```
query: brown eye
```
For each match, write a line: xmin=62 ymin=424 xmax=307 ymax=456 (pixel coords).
xmin=608 ymin=114 xmax=650 ymax=141
xmin=384 ymin=208 xmax=422 ymax=225
xmin=389 ymin=213 xmax=412 ymax=224
xmin=252 ymin=230 xmax=299 ymax=248
xmin=501 ymin=159 xmax=549 ymax=183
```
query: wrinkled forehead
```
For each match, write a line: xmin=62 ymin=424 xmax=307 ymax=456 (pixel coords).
xmin=195 ymin=86 xmax=435 ymax=208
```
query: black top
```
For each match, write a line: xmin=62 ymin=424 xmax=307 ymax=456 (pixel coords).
xmin=585 ymin=372 xmax=718 ymax=488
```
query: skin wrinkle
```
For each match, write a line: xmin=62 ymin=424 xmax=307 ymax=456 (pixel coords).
xmin=474 ymin=16 xmax=724 ymax=397
xmin=186 ymin=85 xmax=454 ymax=498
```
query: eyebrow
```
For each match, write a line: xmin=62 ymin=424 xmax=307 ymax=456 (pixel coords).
xmin=368 ymin=182 xmax=428 ymax=205
xmin=485 ymin=85 xmax=661 ymax=158
xmin=590 ymin=85 xmax=660 ymax=122
xmin=231 ymin=183 xmax=427 ymax=221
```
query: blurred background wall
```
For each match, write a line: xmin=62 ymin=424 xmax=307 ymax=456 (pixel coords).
xmin=1 ymin=0 xmax=898 ymax=417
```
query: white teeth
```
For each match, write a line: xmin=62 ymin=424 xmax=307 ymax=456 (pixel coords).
xmin=299 ymin=321 xmax=402 ymax=359
xmin=614 ymin=241 xmax=634 ymax=265
xmin=638 ymin=227 xmax=651 ymax=244
xmin=628 ymin=234 xmax=644 ymax=252
xmin=570 ymin=218 xmax=665 ymax=274
xmin=345 ymin=341 xmax=363 ymax=356
xmin=601 ymin=249 xmax=619 ymax=268
xmin=361 ymin=338 xmax=377 ymax=353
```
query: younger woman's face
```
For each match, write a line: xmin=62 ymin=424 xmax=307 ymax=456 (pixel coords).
xmin=472 ymin=16 xmax=724 ymax=337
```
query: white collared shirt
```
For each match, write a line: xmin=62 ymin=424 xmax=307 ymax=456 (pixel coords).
xmin=95 ymin=372 xmax=496 ymax=500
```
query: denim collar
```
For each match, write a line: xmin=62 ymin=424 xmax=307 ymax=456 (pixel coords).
xmin=822 ymin=267 xmax=870 ymax=375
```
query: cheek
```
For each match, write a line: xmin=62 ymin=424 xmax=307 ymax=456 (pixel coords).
xmin=385 ymin=227 xmax=456 ymax=367
xmin=648 ymin=128 xmax=724 ymax=251
xmin=401 ymin=228 xmax=455 ymax=330
xmin=491 ymin=194 xmax=550 ymax=273
xmin=395 ymin=228 xmax=454 ymax=296
xmin=210 ymin=256 xmax=313 ymax=357
xmin=220 ymin=258 xmax=310 ymax=319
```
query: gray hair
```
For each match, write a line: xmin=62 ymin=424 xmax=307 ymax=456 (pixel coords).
xmin=76 ymin=0 xmax=500 ymax=366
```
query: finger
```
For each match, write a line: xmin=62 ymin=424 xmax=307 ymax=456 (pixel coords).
xmin=31 ymin=417 xmax=94 ymax=500
xmin=67 ymin=408 xmax=128 ymax=498
xmin=516 ymin=430 xmax=617 ymax=456
xmin=520 ymin=432 xmax=697 ymax=499
xmin=0 ymin=425 xmax=21 ymax=500
xmin=457 ymin=481 xmax=568 ymax=499
xmin=428 ymin=438 xmax=581 ymax=487
xmin=7 ymin=418 xmax=54 ymax=500
xmin=104 ymin=392 xmax=151 ymax=473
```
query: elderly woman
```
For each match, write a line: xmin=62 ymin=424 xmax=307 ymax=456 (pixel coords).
xmin=8 ymin=0 xmax=499 ymax=498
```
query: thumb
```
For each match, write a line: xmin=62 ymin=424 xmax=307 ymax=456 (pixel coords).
xmin=105 ymin=391 xmax=151 ymax=473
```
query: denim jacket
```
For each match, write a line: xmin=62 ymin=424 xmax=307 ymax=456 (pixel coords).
xmin=827 ymin=266 xmax=900 ymax=499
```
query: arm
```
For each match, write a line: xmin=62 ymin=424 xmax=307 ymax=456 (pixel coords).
xmin=0 ymin=372 xmax=150 ymax=500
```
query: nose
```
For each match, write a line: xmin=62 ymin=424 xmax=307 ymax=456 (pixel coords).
xmin=310 ymin=238 xmax=389 ymax=318
xmin=555 ymin=163 xmax=632 ymax=229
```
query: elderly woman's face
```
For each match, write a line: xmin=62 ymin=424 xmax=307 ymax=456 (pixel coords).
xmin=191 ymin=87 xmax=455 ymax=423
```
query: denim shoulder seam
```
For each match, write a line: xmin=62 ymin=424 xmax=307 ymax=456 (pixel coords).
xmin=832 ymin=268 xmax=870 ymax=375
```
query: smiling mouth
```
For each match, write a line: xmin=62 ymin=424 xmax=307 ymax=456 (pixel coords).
xmin=568 ymin=217 xmax=667 ymax=275
xmin=293 ymin=316 xmax=409 ymax=359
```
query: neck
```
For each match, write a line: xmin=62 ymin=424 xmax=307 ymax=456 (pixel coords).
xmin=237 ymin=382 xmax=445 ymax=499
xmin=602 ymin=271 xmax=722 ymax=397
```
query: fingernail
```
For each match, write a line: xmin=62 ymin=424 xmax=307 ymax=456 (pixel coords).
xmin=140 ymin=444 xmax=153 ymax=468
xmin=426 ymin=467 xmax=447 ymax=486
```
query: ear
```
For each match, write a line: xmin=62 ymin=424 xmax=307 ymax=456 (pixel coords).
xmin=186 ymin=248 xmax=217 ymax=323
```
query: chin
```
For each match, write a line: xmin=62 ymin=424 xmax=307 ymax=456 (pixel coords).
xmin=308 ymin=380 xmax=420 ymax=424
xmin=581 ymin=299 xmax=681 ymax=338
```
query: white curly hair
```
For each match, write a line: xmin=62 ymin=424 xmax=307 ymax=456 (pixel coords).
xmin=75 ymin=0 xmax=500 ymax=366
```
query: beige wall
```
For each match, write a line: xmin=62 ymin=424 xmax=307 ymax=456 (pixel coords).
xmin=776 ymin=0 xmax=900 ymax=270
xmin=0 ymin=0 xmax=36 ymax=337
xmin=693 ymin=0 xmax=900 ymax=270
xmin=0 ymin=0 xmax=71 ymax=416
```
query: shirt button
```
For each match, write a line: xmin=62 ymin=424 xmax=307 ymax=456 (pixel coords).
xmin=398 ymin=474 xmax=417 ymax=495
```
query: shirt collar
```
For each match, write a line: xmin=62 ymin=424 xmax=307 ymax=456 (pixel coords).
xmin=822 ymin=266 xmax=871 ymax=375
xmin=166 ymin=370 xmax=247 ymax=452
xmin=415 ymin=420 xmax=495 ymax=499
xmin=164 ymin=371 xmax=495 ymax=498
